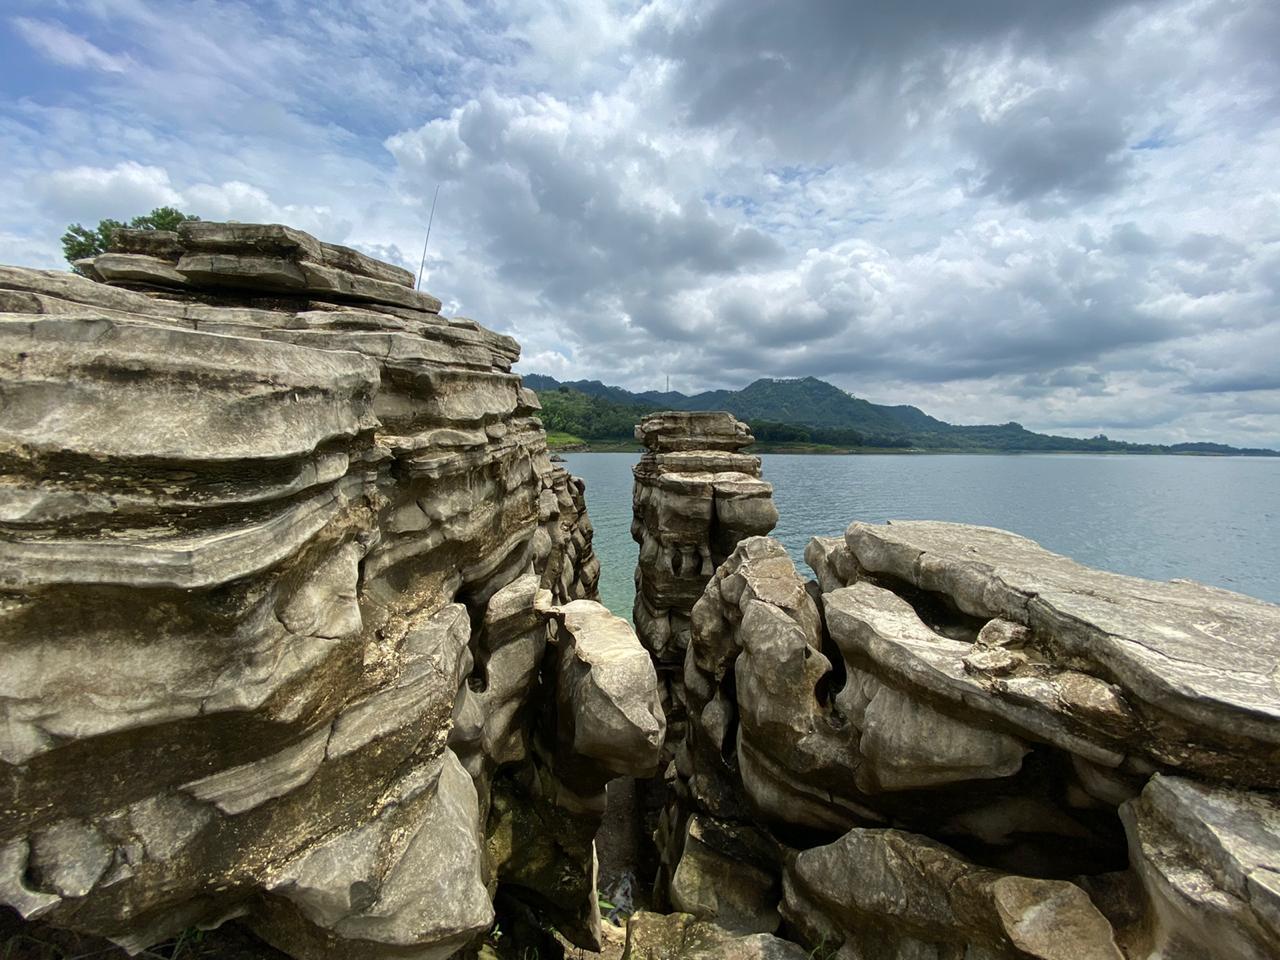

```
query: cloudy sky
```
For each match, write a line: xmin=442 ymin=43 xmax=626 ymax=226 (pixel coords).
xmin=3 ymin=0 xmax=1278 ymax=446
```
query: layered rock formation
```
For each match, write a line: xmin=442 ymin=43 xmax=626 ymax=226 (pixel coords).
xmin=652 ymin=490 xmax=1280 ymax=957
xmin=0 ymin=223 xmax=658 ymax=958
xmin=630 ymin=412 xmax=778 ymax=768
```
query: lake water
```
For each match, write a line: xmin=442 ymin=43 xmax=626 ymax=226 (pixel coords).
xmin=560 ymin=452 xmax=1280 ymax=619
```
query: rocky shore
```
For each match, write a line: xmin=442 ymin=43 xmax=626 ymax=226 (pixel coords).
xmin=650 ymin=510 xmax=1280 ymax=958
xmin=1 ymin=224 xmax=1277 ymax=960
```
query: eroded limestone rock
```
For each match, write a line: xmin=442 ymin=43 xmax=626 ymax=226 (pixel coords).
xmin=0 ymin=224 xmax=622 ymax=960
xmin=668 ymin=816 xmax=781 ymax=935
xmin=631 ymin=411 xmax=778 ymax=669
xmin=1121 ymin=775 xmax=1280 ymax=960
xmin=649 ymin=509 xmax=1280 ymax=959
xmin=630 ymin=411 xmax=778 ymax=838
xmin=783 ymin=827 xmax=1123 ymax=960
xmin=551 ymin=600 xmax=666 ymax=780
xmin=842 ymin=520 xmax=1280 ymax=787
xmin=260 ymin=750 xmax=492 ymax=960
xmin=622 ymin=911 xmax=807 ymax=960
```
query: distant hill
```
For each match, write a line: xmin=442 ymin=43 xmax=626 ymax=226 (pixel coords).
xmin=524 ymin=374 xmax=946 ymax=435
xmin=525 ymin=374 xmax=1279 ymax=456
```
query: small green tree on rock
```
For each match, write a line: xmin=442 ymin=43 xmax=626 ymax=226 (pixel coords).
xmin=61 ymin=206 xmax=200 ymax=271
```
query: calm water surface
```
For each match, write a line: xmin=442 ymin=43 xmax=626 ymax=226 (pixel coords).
xmin=561 ymin=452 xmax=1280 ymax=620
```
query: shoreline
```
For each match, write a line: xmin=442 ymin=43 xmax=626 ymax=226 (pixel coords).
xmin=548 ymin=439 xmax=1280 ymax=458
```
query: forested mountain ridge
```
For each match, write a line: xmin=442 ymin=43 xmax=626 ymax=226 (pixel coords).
xmin=523 ymin=374 xmax=946 ymax=434
xmin=524 ymin=374 xmax=1279 ymax=456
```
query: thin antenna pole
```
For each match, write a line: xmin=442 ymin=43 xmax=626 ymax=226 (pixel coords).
xmin=416 ymin=184 xmax=441 ymax=291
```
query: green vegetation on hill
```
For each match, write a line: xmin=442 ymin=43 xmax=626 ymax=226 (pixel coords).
xmin=536 ymin=385 xmax=652 ymax=443
xmin=525 ymin=374 xmax=946 ymax=435
xmin=524 ymin=375 xmax=1278 ymax=457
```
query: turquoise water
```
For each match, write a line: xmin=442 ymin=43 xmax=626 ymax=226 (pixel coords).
xmin=561 ymin=452 xmax=1280 ymax=619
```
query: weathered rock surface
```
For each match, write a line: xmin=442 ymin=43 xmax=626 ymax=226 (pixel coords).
xmin=1121 ymin=774 xmax=1280 ymax=960
xmin=840 ymin=520 xmax=1280 ymax=788
xmin=629 ymin=414 xmax=779 ymax=921
xmin=0 ymin=224 xmax=654 ymax=959
xmin=485 ymin=597 xmax=665 ymax=951
xmin=622 ymin=911 xmax=807 ymax=960
xmin=631 ymin=412 xmax=777 ymax=795
xmin=631 ymin=412 xmax=778 ymax=667
xmin=552 ymin=601 xmax=666 ymax=780
xmin=643 ymin=483 xmax=1280 ymax=959
xmin=669 ymin=815 xmax=780 ymax=935
xmin=783 ymin=827 xmax=1124 ymax=960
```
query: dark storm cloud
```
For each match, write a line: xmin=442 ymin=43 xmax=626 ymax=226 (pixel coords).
xmin=1020 ymin=368 xmax=1109 ymax=391
xmin=958 ymin=88 xmax=1134 ymax=203
xmin=644 ymin=0 xmax=1157 ymax=159
xmin=1107 ymin=223 xmax=1162 ymax=256
xmin=1184 ymin=373 xmax=1280 ymax=394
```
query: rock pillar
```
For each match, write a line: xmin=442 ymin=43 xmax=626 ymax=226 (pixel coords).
xmin=630 ymin=412 xmax=778 ymax=762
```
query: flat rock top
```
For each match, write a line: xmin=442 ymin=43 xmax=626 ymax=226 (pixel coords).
xmin=846 ymin=520 xmax=1280 ymax=739
xmin=77 ymin=221 xmax=439 ymax=313
xmin=557 ymin=600 xmax=654 ymax=667
xmin=636 ymin=411 xmax=755 ymax=452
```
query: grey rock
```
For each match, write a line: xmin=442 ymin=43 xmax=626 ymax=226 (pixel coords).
xmin=844 ymin=520 xmax=1280 ymax=786
xmin=631 ymin=410 xmax=777 ymax=843
xmin=278 ymin=541 xmax=364 ymax=639
xmin=327 ymin=604 xmax=471 ymax=759
xmin=634 ymin=412 xmax=756 ymax=453
xmin=623 ymin=911 xmax=808 ymax=959
xmin=0 ymin=313 xmax=378 ymax=465
xmin=70 ymin=258 xmax=104 ymax=281
xmin=824 ymin=580 xmax=1132 ymax=768
xmin=0 ymin=263 xmax=183 ymax=317
xmin=783 ymin=826 xmax=1123 ymax=960
xmin=296 ymin=260 xmax=443 ymax=313
xmin=857 ymin=682 xmax=1028 ymax=791
xmin=81 ymin=222 xmax=443 ymax=312
xmin=0 ymin=840 xmax=61 ymax=918
xmin=669 ymin=816 xmax=780 ymax=934
xmin=657 ymin=519 xmax=1280 ymax=960
xmin=263 ymin=750 xmax=492 ymax=958
xmin=182 ymin=725 xmax=331 ymax=815
xmin=474 ymin=575 xmax=548 ymax=766
xmin=107 ymin=227 xmax=184 ymax=259
xmin=91 ymin=252 xmax=189 ymax=286
xmin=174 ymin=222 xmax=415 ymax=288
xmin=29 ymin=819 xmax=113 ymax=899
xmin=1121 ymin=774 xmax=1280 ymax=960
xmin=121 ymin=792 xmax=215 ymax=862
xmin=176 ymin=252 xmax=308 ymax=289
xmin=318 ymin=240 xmax=416 ymax=288
xmin=552 ymin=600 xmax=666 ymax=779
xmin=683 ymin=540 xmax=867 ymax=832
xmin=178 ymin=221 xmax=324 ymax=259
xmin=802 ymin=535 xmax=855 ymax=592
